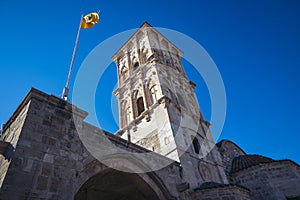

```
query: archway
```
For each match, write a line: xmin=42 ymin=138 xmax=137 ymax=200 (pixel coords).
xmin=75 ymin=169 xmax=161 ymax=200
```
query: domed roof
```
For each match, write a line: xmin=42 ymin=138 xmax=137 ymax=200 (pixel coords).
xmin=231 ymin=154 xmax=274 ymax=173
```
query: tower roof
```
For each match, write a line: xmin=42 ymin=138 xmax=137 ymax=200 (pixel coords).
xmin=112 ymin=21 xmax=183 ymax=61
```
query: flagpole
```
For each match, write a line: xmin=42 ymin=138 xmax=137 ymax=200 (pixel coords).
xmin=62 ymin=13 xmax=84 ymax=101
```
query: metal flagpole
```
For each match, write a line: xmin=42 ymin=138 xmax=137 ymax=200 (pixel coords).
xmin=61 ymin=13 xmax=84 ymax=101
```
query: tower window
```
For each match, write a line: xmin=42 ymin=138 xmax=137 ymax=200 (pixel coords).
xmin=192 ymin=137 xmax=200 ymax=154
xmin=133 ymin=62 xmax=139 ymax=68
xmin=137 ymin=97 xmax=145 ymax=116
xmin=120 ymin=65 xmax=128 ymax=75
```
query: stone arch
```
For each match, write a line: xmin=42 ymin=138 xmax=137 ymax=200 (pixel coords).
xmin=141 ymin=45 xmax=150 ymax=63
xmin=119 ymin=65 xmax=129 ymax=83
xmin=192 ymin=136 xmax=200 ymax=154
xmin=137 ymin=97 xmax=145 ymax=116
xmin=149 ymin=84 xmax=159 ymax=105
xmin=120 ymin=65 xmax=128 ymax=75
xmin=75 ymin=156 xmax=174 ymax=200
xmin=132 ymin=89 xmax=139 ymax=99
xmin=132 ymin=88 xmax=145 ymax=118
xmin=144 ymin=78 xmax=158 ymax=108
xmin=133 ymin=58 xmax=139 ymax=68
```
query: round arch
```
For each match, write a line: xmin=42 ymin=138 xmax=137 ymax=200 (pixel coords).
xmin=75 ymin=169 xmax=160 ymax=200
xmin=75 ymin=156 xmax=175 ymax=200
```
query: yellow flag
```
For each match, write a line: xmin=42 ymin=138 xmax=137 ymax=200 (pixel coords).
xmin=81 ymin=12 xmax=100 ymax=29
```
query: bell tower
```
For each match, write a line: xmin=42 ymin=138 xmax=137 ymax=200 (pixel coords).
xmin=113 ymin=22 xmax=228 ymax=187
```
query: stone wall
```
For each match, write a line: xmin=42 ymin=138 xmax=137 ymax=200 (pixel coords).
xmin=0 ymin=89 xmax=88 ymax=199
xmin=0 ymin=89 xmax=185 ymax=200
xmin=0 ymin=94 xmax=30 ymax=188
xmin=191 ymin=184 xmax=250 ymax=200
xmin=231 ymin=160 xmax=300 ymax=200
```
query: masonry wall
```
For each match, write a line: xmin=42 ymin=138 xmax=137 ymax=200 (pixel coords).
xmin=191 ymin=185 xmax=250 ymax=200
xmin=231 ymin=161 xmax=300 ymax=200
xmin=0 ymin=97 xmax=30 ymax=188
xmin=0 ymin=89 xmax=186 ymax=200
xmin=0 ymin=90 xmax=89 ymax=199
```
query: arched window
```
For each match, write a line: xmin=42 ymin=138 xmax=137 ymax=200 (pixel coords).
xmin=133 ymin=62 xmax=139 ymax=68
xmin=132 ymin=56 xmax=139 ymax=68
xmin=192 ymin=137 xmax=200 ymax=154
xmin=150 ymin=85 xmax=158 ymax=104
xmin=120 ymin=65 xmax=128 ymax=75
xmin=137 ymin=97 xmax=145 ymax=116
xmin=142 ymin=47 xmax=149 ymax=61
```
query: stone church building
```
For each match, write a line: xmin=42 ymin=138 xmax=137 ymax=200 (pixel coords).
xmin=0 ymin=22 xmax=299 ymax=199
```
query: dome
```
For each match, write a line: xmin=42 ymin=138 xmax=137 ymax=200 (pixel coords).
xmin=231 ymin=154 xmax=274 ymax=173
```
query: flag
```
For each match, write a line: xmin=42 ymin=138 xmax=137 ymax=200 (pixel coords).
xmin=81 ymin=12 xmax=100 ymax=29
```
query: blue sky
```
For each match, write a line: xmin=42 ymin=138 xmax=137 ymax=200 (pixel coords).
xmin=1 ymin=0 xmax=299 ymax=164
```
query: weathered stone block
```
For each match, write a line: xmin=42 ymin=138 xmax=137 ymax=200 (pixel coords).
xmin=42 ymin=163 xmax=53 ymax=176
xmin=36 ymin=176 xmax=48 ymax=191
xmin=43 ymin=154 xmax=54 ymax=163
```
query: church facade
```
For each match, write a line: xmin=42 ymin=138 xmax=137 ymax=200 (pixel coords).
xmin=0 ymin=22 xmax=299 ymax=200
